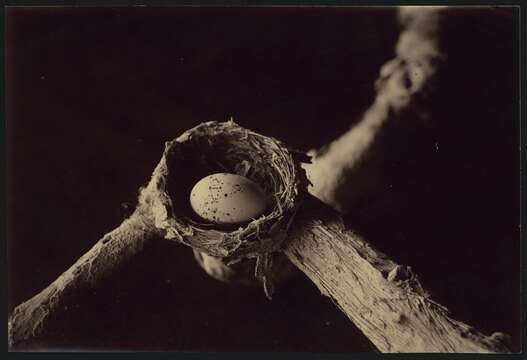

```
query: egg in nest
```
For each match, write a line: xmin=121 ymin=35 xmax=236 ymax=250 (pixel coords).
xmin=189 ymin=173 xmax=269 ymax=226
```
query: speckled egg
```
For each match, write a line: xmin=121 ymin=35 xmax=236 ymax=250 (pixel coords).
xmin=189 ymin=173 xmax=269 ymax=226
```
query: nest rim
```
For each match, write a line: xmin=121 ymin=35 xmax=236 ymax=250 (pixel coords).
xmin=146 ymin=120 xmax=309 ymax=263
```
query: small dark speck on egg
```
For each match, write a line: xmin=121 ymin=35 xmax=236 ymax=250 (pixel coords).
xmin=224 ymin=194 xmax=228 ymax=197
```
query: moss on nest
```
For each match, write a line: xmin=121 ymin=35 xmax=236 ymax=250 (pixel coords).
xmin=146 ymin=120 xmax=309 ymax=292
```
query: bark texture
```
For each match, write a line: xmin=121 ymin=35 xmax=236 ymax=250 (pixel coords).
xmin=293 ymin=7 xmax=513 ymax=352
xmin=284 ymin=195 xmax=511 ymax=353
xmin=8 ymin=204 xmax=159 ymax=348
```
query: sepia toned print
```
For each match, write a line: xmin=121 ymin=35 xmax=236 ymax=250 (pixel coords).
xmin=6 ymin=6 xmax=520 ymax=352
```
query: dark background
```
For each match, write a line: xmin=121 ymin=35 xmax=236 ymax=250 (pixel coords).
xmin=6 ymin=6 xmax=520 ymax=351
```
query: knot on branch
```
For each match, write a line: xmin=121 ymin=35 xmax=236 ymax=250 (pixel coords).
xmin=387 ymin=265 xmax=430 ymax=299
xmin=144 ymin=120 xmax=309 ymax=294
xmin=387 ymin=265 xmax=412 ymax=282
xmin=375 ymin=7 xmax=446 ymax=114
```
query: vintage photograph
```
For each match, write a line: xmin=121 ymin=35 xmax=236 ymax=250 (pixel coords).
xmin=6 ymin=5 xmax=521 ymax=352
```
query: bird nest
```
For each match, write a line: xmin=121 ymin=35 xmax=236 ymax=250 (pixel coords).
xmin=146 ymin=120 xmax=309 ymax=265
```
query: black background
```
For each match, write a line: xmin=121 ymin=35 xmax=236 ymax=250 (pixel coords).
xmin=6 ymin=6 xmax=520 ymax=351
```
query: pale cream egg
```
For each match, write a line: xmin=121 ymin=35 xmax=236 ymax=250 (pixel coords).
xmin=189 ymin=173 xmax=269 ymax=226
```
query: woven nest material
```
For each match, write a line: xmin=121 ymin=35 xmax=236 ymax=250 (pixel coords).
xmin=147 ymin=121 xmax=309 ymax=277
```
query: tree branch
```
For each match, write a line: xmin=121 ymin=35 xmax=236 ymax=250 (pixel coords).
xmin=284 ymin=195 xmax=511 ymax=353
xmin=8 ymin=203 xmax=160 ymax=348
xmin=285 ymin=6 xmax=513 ymax=353
xmin=305 ymin=6 xmax=444 ymax=213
